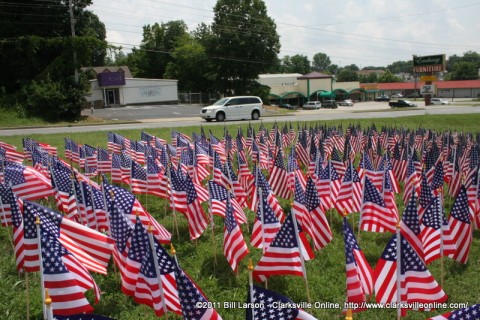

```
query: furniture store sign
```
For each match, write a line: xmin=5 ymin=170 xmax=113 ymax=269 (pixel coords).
xmin=413 ymin=54 xmax=446 ymax=73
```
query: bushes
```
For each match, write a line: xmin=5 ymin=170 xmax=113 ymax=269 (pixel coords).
xmin=18 ymin=75 xmax=90 ymax=122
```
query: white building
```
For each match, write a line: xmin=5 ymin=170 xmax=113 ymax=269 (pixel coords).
xmin=82 ymin=66 xmax=178 ymax=107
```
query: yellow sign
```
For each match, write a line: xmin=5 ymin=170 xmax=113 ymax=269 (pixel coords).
xmin=420 ymin=75 xmax=437 ymax=82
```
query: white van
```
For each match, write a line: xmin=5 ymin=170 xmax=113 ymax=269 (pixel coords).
xmin=303 ymin=101 xmax=321 ymax=109
xmin=200 ymin=96 xmax=264 ymax=122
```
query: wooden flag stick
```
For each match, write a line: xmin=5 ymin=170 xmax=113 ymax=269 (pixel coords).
xmin=345 ymin=308 xmax=353 ymax=320
xmin=207 ymin=183 xmax=217 ymax=267
xmin=290 ymin=206 xmax=311 ymax=304
xmin=25 ymin=269 xmax=30 ymax=320
xmin=0 ymin=195 xmax=15 ymax=252
xmin=147 ymin=224 xmax=169 ymax=319
xmin=247 ymin=259 xmax=256 ymax=320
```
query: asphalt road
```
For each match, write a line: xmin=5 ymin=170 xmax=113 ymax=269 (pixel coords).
xmin=1 ymin=100 xmax=479 ymax=136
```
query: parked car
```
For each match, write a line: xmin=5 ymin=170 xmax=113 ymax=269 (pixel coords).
xmin=430 ymin=98 xmax=450 ymax=105
xmin=303 ymin=101 xmax=321 ymax=109
xmin=338 ymin=99 xmax=354 ymax=106
xmin=407 ymin=92 xmax=422 ymax=98
xmin=389 ymin=100 xmax=417 ymax=108
xmin=375 ymin=95 xmax=390 ymax=102
xmin=279 ymin=103 xmax=296 ymax=109
xmin=321 ymin=100 xmax=338 ymax=109
xmin=391 ymin=93 xmax=403 ymax=98
xmin=200 ymin=96 xmax=264 ymax=122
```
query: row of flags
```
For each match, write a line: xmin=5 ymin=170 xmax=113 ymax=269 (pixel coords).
xmin=1 ymin=121 xmax=479 ymax=319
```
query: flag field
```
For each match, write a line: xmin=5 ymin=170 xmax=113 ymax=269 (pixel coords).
xmin=1 ymin=112 xmax=480 ymax=319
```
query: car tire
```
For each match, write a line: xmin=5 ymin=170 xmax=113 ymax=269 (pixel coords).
xmin=216 ymin=112 xmax=225 ymax=122
xmin=251 ymin=110 xmax=260 ymax=120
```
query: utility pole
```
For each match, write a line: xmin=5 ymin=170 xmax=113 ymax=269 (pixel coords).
xmin=69 ymin=0 xmax=78 ymax=84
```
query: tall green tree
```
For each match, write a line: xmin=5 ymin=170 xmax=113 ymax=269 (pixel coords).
xmin=378 ymin=69 xmax=401 ymax=83
xmin=450 ymin=61 xmax=478 ymax=80
xmin=164 ymin=34 xmax=214 ymax=92
xmin=130 ymin=21 xmax=188 ymax=79
xmin=209 ymin=0 xmax=280 ymax=95
xmin=0 ymin=0 xmax=107 ymax=120
xmin=312 ymin=52 xmax=331 ymax=71
xmin=281 ymin=55 xmax=310 ymax=74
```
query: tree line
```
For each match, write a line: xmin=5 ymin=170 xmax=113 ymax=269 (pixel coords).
xmin=1 ymin=0 xmax=479 ymax=121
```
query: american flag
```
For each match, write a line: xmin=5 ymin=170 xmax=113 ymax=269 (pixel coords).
xmin=212 ymin=151 xmax=224 ymax=184
xmin=83 ymin=144 xmax=97 ymax=176
xmin=0 ymin=145 xmax=24 ymax=163
xmin=253 ymin=213 xmax=314 ymax=282
xmin=250 ymin=165 xmax=285 ymax=222
xmin=335 ymin=162 xmax=362 ymax=214
xmin=102 ymin=179 xmax=171 ymax=245
xmin=131 ymin=161 xmax=148 ymax=194
xmin=246 ymin=285 xmax=317 ymax=320
xmin=292 ymin=175 xmax=315 ymax=246
xmin=448 ymin=155 xmax=462 ymax=198
xmin=207 ymin=180 xmax=247 ymax=224
xmin=121 ymin=217 xmax=181 ymax=317
xmin=374 ymin=234 xmax=447 ymax=310
xmin=237 ymin=151 xmax=255 ymax=199
xmin=268 ymin=149 xmax=290 ymax=199
xmin=342 ymin=218 xmax=373 ymax=310
xmin=360 ymin=176 xmax=397 ymax=233
xmin=96 ymin=147 xmax=111 ymax=173
xmin=39 ymin=231 xmax=100 ymax=316
xmin=50 ymin=163 xmax=76 ymax=216
xmin=427 ymin=303 xmax=480 ymax=320
xmin=358 ymin=151 xmax=383 ymax=191
xmin=146 ymin=156 xmax=168 ymax=198
xmin=223 ymin=197 xmax=249 ymax=272
xmin=23 ymin=201 xmax=114 ymax=274
xmin=120 ymin=151 xmax=132 ymax=185
xmin=403 ymin=154 xmax=421 ymax=205
xmin=220 ymin=156 xmax=247 ymax=206
xmin=418 ymin=172 xmax=434 ymax=221
xmin=0 ymin=185 xmax=24 ymax=271
xmin=316 ymin=160 xmax=341 ymax=212
xmin=168 ymin=166 xmax=208 ymax=240
xmin=331 ymin=147 xmax=346 ymax=177
xmin=288 ymin=147 xmax=306 ymax=193
xmin=174 ymin=262 xmax=222 ymax=320
xmin=447 ymin=186 xmax=473 ymax=264
xmin=110 ymin=153 xmax=122 ymax=184
xmin=250 ymin=190 xmax=281 ymax=250
xmin=420 ymin=196 xmax=456 ymax=264
xmin=305 ymin=175 xmax=332 ymax=250
xmin=400 ymin=192 xmax=424 ymax=262
xmin=4 ymin=162 xmax=54 ymax=200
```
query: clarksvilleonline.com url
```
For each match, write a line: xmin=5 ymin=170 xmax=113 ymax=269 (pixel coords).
xmin=344 ymin=302 xmax=469 ymax=310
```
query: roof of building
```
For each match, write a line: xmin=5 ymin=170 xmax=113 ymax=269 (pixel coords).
xmin=80 ymin=66 xmax=133 ymax=78
xmin=259 ymin=73 xmax=303 ymax=79
xmin=378 ymin=79 xmax=480 ymax=90
xmin=297 ymin=71 xmax=333 ymax=80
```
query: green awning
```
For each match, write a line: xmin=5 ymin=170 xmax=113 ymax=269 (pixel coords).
xmin=318 ymin=91 xmax=336 ymax=98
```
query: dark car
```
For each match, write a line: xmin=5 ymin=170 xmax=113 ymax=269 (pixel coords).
xmin=322 ymin=100 xmax=338 ymax=109
xmin=375 ymin=95 xmax=390 ymax=102
xmin=279 ymin=103 xmax=296 ymax=110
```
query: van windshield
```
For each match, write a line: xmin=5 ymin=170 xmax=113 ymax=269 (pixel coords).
xmin=213 ymin=98 xmax=229 ymax=106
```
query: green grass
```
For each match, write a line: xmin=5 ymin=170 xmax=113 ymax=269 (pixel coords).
xmin=1 ymin=113 xmax=480 ymax=319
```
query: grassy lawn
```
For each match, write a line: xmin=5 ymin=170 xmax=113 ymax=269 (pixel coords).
xmin=1 ymin=113 xmax=480 ymax=319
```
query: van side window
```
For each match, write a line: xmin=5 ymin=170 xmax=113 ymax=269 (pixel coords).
xmin=238 ymin=98 xmax=251 ymax=105
xmin=227 ymin=98 xmax=239 ymax=106
xmin=249 ymin=97 xmax=261 ymax=104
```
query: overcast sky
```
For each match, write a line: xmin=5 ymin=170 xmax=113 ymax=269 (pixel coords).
xmin=89 ymin=0 xmax=480 ymax=68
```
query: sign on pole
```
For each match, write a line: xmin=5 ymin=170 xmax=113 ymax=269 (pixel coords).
xmin=413 ymin=54 xmax=446 ymax=73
